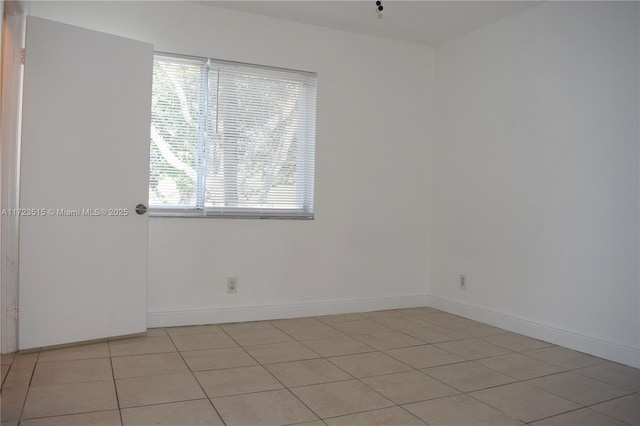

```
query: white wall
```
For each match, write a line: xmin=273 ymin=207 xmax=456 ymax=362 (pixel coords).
xmin=431 ymin=2 xmax=640 ymax=367
xmin=29 ymin=1 xmax=433 ymax=324
xmin=27 ymin=1 xmax=640 ymax=367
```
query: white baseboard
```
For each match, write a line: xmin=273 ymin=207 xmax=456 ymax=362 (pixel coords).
xmin=148 ymin=294 xmax=429 ymax=328
xmin=427 ymin=295 xmax=640 ymax=369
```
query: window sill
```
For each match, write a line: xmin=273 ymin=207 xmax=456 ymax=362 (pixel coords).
xmin=149 ymin=208 xmax=314 ymax=220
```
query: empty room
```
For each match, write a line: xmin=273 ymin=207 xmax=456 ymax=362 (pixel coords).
xmin=1 ymin=1 xmax=638 ymax=425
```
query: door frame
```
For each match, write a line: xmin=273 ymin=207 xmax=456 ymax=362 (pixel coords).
xmin=1 ymin=0 xmax=26 ymax=354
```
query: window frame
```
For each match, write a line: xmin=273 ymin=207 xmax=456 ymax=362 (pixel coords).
xmin=148 ymin=52 xmax=317 ymax=220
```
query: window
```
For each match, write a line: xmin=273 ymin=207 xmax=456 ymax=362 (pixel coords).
xmin=149 ymin=53 xmax=317 ymax=219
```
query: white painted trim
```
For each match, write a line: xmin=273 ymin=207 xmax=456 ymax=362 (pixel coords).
xmin=428 ymin=295 xmax=640 ymax=369
xmin=1 ymin=1 xmax=26 ymax=354
xmin=148 ymin=294 xmax=429 ymax=328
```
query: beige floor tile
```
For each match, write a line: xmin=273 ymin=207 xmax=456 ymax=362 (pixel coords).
xmin=226 ymin=327 xmax=295 ymax=347
xmin=291 ymin=422 xmax=326 ymax=426
xmin=0 ymin=385 xmax=29 ymax=421
xmin=385 ymin=345 xmax=466 ymax=369
xmin=435 ymin=338 xmax=512 ymax=360
xmin=9 ymin=308 xmax=638 ymax=426
xmin=355 ymin=331 xmax=424 ymax=350
xmin=13 ymin=352 xmax=40 ymax=365
xmin=524 ymin=346 xmax=605 ymax=370
xmin=362 ymin=370 xmax=458 ymax=404
xmin=165 ymin=324 xmax=223 ymax=336
xmin=438 ymin=317 xmax=487 ymax=329
xmin=116 ymin=372 xmax=205 ymax=408
xmin=423 ymin=361 xmax=516 ymax=392
xmin=403 ymin=394 xmax=522 ymax=426
xmin=446 ymin=322 xmax=506 ymax=338
xmin=331 ymin=320 xmax=392 ymax=336
xmin=112 ymin=352 xmax=189 ymax=379
xmin=470 ymin=382 xmax=580 ymax=423
xmin=328 ymin=352 xmax=412 ymax=378
xmin=265 ymin=359 xmax=351 ymax=387
xmin=302 ymin=337 xmax=375 ymax=357
xmin=22 ymin=381 xmax=118 ymax=419
xmin=316 ymin=313 xmax=367 ymax=324
xmin=527 ymin=371 xmax=631 ymax=405
xmin=398 ymin=307 xmax=442 ymax=316
xmin=194 ymin=365 xmax=283 ymax=397
xmin=1 ymin=353 xmax=16 ymax=365
xmin=31 ymin=358 xmax=112 ymax=387
xmin=219 ymin=321 xmax=275 ymax=333
xmin=20 ymin=410 xmax=121 ymax=426
xmin=477 ymin=353 xmax=565 ymax=380
xmin=360 ymin=310 xmax=407 ymax=320
xmin=2 ymin=362 xmax=36 ymax=388
xmin=279 ymin=325 xmax=347 ymax=341
xmin=483 ymin=332 xmax=553 ymax=352
xmin=109 ymin=336 xmax=176 ymax=357
xmin=38 ymin=343 xmax=110 ymax=363
xmin=370 ymin=316 xmax=434 ymax=330
xmin=402 ymin=326 xmax=471 ymax=343
xmin=325 ymin=406 xmax=426 ymax=426
xmin=170 ymin=332 xmax=237 ymax=352
xmin=244 ymin=342 xmax=320 ymax=364
xmin=213 ymin=389 xmax=317 ymax=426
xmin=181 ymin=347 xmax=257 ymax=371
xmin=121 ymin=399 xmax=223 ymax=426
xmin=575 ymin=362 xmax=640 ymax=392
xmin=290 ymin=379 xmax=394 ymax=418
xmin=270 ymin=317 xmax=324 ymax=330
xmin=530 ymin=407 xmax=629 ymax=426
xmin=591 ymin=393 xmax=640 ymax=425
xmin=415 ymin=312 xmax=464 ymax=325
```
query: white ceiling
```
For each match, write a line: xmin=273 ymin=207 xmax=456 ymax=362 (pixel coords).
xmin=198 ymin=1 xmax=542 ymax=46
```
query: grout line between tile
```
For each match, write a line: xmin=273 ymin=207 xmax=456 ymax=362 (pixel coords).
xmin=166 ymin=329 xmax=228 ymax=426
xmin=107 ymin=336 xmax=125 ymax=426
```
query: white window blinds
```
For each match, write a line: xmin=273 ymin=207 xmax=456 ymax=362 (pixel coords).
xmin=149 ymin=53 xmax=317 ymax=219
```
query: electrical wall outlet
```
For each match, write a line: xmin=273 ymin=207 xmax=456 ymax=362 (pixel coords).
xmin=459 ymin=274 xmax=466 ymax=289
xmin=227 ymin=277 xmax=238 ymax=294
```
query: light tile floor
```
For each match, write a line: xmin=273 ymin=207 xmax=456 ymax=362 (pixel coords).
xmin=1 ymin=307 xmax=638 ymax=425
